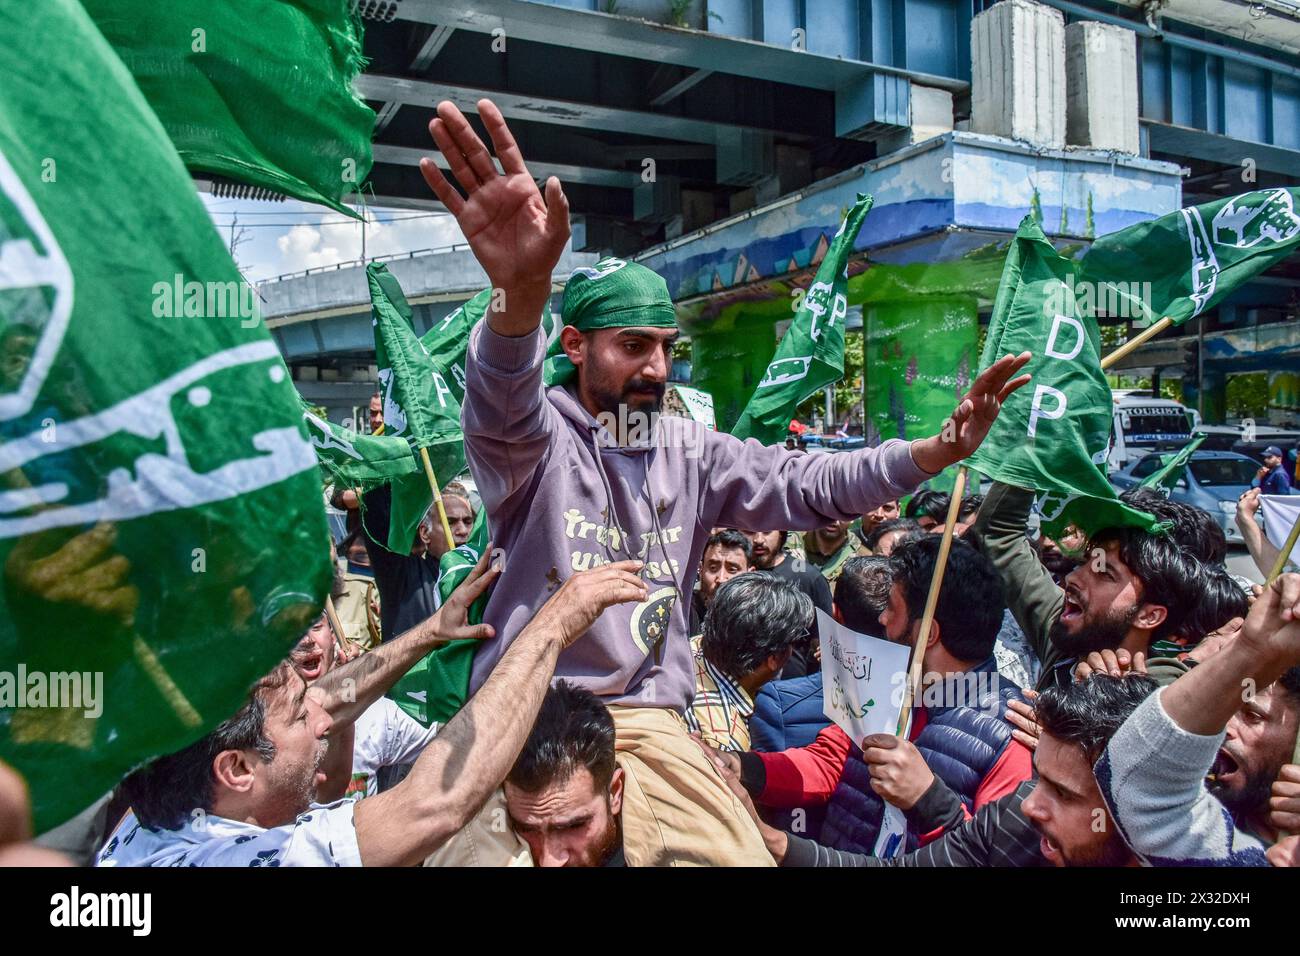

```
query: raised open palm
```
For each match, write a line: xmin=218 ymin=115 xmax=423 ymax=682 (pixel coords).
xmin=420 ymin=99 xmax=570 ymax=298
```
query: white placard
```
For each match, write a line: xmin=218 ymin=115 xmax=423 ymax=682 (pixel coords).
xmin=817 ymin=609 xmax=910 ymax=746
xmin=1261 ymin=494 xmax=1300 ymax=568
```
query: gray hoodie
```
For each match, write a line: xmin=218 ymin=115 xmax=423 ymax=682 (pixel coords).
xmin=463 ymin=323 xmax=932 ymax=713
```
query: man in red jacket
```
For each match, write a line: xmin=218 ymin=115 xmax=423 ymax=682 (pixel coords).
xmin=708 ymin=534 xmax=1033 ymax=851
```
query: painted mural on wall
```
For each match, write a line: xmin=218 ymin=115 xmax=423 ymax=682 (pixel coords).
xmin=642 ymin=133 xmax=1181 ymax=323
xmin=863 ymin=299 xmax=978 ymax=492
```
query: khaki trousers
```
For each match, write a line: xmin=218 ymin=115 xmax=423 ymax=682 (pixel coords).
xmin=611 ymin=705 xmax=774 ymax=867
xmin=422 ymin=788 xmax=533 ymax=867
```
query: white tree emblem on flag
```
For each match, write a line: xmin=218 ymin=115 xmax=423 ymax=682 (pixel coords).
xmin=0 ymin=149 xmax=316 ymax=539
xmin=1211 ymin=188 xmax=1300 ymax=249
xmin=0 ymin=148 xmax=73 ymax=422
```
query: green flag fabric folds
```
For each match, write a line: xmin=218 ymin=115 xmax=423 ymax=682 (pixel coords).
xmin=1079 ymin=187 xmax=1300 ymax=327
xmin=732 ymin=194 xmax=873 ymax=444
xmin=0 ymin=0 xmax=331 ymax=831
xmin=966 ymin=219 xmax=1166 ymax=540
xmin=301 ymin=401 xmax=417 ymax=488
xmin=388 ymin=507 xmax=491 ymax=726
xmin=81 ymin=0 xmax=374 ymax=215
xmin=369 ymin=263 xmax=466 ymax=553
xmin=1138 ymin=432 xmax=1208 ymax=495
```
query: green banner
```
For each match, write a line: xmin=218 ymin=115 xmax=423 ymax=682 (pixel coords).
xmin=369 ymin=264 xmax=466 ymax=554
xmin=732 ymin=194 xmax=873 ymax=444
xmin=965 ymin=219 xmax=1164 ymax=539
xmin=301 ymin=400 xmax=417 ymax=488
xmin=388 ymin=507 xmax=490 ymax=726
xmin=1080 ymin=187 xmax=1300 ymax=327
xmin=0 ymin=0 xmax=330 ymax=831
xmin=81 ymin=0 xmax=374 ymax=215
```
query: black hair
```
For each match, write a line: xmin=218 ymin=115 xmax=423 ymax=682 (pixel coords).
xmin=703 ymin=529 xmax=753 ymax=566
xmin=701 ymin=571 xmax=813 ymax=683
xmin=904 ymin=491 xmax=949 ymax=523
xmin=862 ymin=517 xmax=923 ymax=553
xmin=889 ymin=534 xmax=1005 ymax=663
xmin=834 ymin=555 xmax=894 ymax=637
xmin=1119 ymin=487 xmax=1227 ymax=565
xmin=1176 ymin=567 xmax=1250 ymax=645
xmin=958 ymin=494 xmax=984 ymax=519
xmin=1034 ymin=673 xmax=1159 ymax=763
xmin=119 ymin=662 xmax=296 ymax=830
xmin=508 ymin=680 xmax=617 ymax=793
xmin=1085 ymin=524 xmax=1205 ymax=644
xmin=1277 ymin=666 xmax=1300 ymax=705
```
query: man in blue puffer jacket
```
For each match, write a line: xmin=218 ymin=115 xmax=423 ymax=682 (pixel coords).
xmin=718 ymin=535 xmax=1033 ymax=854
xmin=750 ymin=555 xmax=895 ymax=840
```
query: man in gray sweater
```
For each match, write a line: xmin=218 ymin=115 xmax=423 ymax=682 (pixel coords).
xmin=418 ymin=98 xmax=1030 ymax=865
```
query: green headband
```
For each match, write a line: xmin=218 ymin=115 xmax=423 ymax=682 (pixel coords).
xmin=543 ymin=258 xmax=678 ymax=386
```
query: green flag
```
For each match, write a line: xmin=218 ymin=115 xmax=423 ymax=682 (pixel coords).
xmin=301 ymin=400 xmax=417 ymax=488
xmin=965 ymin=219 xmax=1166 ymax=540
xmin=1079 ymin=187 xmax=1300 ymax=327
xmin=420 ymin=288 xmax=493 ymax=406
xmin=369 ymin=263 xmax=466 ymax=553
xmin=81 ymin=0 xmax=374 ymax=215
xmin=1138 ymin=432 xmax=1208 ymax=495
xmin=0 ymin=0 xmax=330 ymax=831
xmin=388 ymin=507 xmax=491 ymax=726
xmin=732 ymin=194 xmax=873 ymax=444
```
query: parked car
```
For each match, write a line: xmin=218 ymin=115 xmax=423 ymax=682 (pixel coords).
xmin=1110 ymin=450 xmax=1263 ymax=544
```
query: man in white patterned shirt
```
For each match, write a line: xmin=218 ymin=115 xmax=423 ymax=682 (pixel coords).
xmin=97 ymin=558 xmax=648 ymax=867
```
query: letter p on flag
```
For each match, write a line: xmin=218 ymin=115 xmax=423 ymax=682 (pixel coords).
xmin=1027 ymin=384 xmax=1067 ymax=438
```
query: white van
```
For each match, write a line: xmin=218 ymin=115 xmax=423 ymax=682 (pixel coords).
xmin=1108 ymin=390 xmax=1199 ymax=471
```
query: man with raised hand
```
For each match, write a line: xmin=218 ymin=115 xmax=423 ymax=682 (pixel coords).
xmin=419 ymin=98 xmax=1030 ymax=866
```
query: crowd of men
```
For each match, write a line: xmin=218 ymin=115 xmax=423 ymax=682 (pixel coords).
xmin=6 ymin=97 xmax=1299 ymax=870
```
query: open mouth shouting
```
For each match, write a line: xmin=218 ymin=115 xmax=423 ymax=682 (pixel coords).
xmin=1208 ymin=747 xmax=1241 ymax=787
xmin=1060 ymin=588 xmax=1085 ymax=626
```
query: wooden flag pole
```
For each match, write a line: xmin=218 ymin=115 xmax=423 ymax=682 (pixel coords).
xmin=324 ymin=594 xmax=349 ymax=660
xmin=1100 ymin=317 xmax=1173 ymax=371
xmin=418 ymin=446 xmax=457 ymax=552
xmin=896 ymin=465 xmax=968 ymax=737
xmin=1265 ymin=514 xmax=1300 ymax=586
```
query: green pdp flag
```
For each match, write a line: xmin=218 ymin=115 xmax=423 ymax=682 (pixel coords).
xmin=732 ymin=194 xmax=873 ymax=444
xmin=1079 ymin=187 xmax=1300 ymax=327
xmin=389 ymin=507 xmax=491 ymax=726
xmin=81 ymin=0 xmax=374 ymax=215
xmin=966 ymin=219 xmax=1165 ymax=540
xmin=0 ymin=0 xmax=330 ymax=831
xmin=369 ymin=264 xmax=466 ymax=553
xmin=1138 ymin=432 xmax=1208 ymax=495
xmin=301 ymin=401 xmax=417 ymax=489
xmin=420 ymin=288 xmax=494 ymax=406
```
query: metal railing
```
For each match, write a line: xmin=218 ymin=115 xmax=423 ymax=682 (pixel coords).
xmin=257 ymin=242 xmax=472 ymax=286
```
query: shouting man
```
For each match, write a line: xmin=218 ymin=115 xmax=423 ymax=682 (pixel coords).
xmin=419 ymin=98 xmax=1030 ymax=865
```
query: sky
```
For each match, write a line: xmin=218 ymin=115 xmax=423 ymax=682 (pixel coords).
xmin=200 ymin=194 xmax=467 ymax=284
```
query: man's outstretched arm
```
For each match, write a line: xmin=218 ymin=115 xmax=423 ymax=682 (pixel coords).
xmin=352 ymin=561 xmax=648 ymax=867
xmin=706 ymin=353 xmax=1031 ymax=531
xmin=311 ymin=553 xmax=499 ymax=729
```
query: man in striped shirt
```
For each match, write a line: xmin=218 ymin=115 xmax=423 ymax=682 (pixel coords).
xmin=686 ymin=573 xmax=814 ymax=752
xmin=706 ymin=674 xmax=1156 ymax=866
